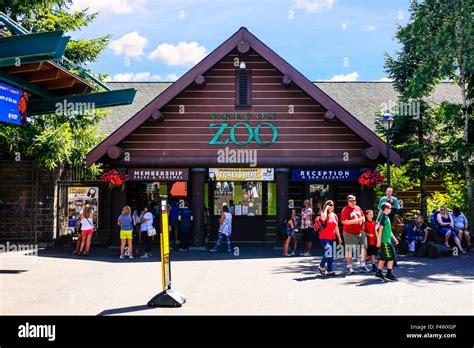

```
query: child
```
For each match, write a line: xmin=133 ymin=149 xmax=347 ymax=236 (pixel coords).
xmin=210 ymin=205 xmax=232 ymax=253
xmin=283 ymin=210 xmax=298 ymax=256
xmin=375 ymin=202 xmax=399 ymax=281
xmin=363 ymin=209 xmax=378 ymax=272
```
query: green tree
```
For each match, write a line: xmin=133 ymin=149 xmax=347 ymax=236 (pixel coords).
xmin=376 ymin=100 xmax=440 ymax=218
xmin=385 ymin=0 xmax=473 ymax=223
xmin=0 ymin=1 xmax=110 ymax=173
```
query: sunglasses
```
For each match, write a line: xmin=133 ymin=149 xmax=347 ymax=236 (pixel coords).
xmin=328 ymin=203 xmax=334 ymax=206
xmin=348 ymin=200 xmax=356 ymax=203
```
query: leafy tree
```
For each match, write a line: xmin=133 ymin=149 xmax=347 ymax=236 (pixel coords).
xmin=385 ymin=0 xmax=473 ymax=223
xmin=0 ymin=0 xmax=110 ymax=174
xmin=375 ymin=100 xmax=440 ymax=218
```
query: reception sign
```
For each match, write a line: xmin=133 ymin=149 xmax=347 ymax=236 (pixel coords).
xmin=209 ymin=168 xmax=274 ymax=181
xmin=291 ymin=168 xmax=358 ymax=181
xmin=128 ymin=168 xmax=189 ymax=181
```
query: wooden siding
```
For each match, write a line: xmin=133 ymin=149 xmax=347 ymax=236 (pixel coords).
xmin=119 ymin=50 xmax=371 ymax=163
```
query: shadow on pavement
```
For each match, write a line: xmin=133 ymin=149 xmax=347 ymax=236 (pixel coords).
xmin=273 ymin=251 xmax=474 ymax=285
xmin=36 ymin=244 xmax=303 ymax=263
xmin=97 ymin=304 xmax=156 ymax=316
xmin=0 ymin=269 xmax=28 ymax=274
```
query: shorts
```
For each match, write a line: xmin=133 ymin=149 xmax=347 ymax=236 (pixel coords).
xmin=171 ymin=219 xmax=179 ymax=231
xmin=438 ymin=227 xmax=457 ymax=239
xmin=453 ymin=227 xmax=468 ymax=234
xmin=379 ymin=242 xmax=396 ymax=261
xmin=343 ymin=231 xmax=367 ymax=248
xmin=81 ymin=229 xmax=94 ymax=235
xmin=367 ymin=245 xmax=378 ymax=256
xmin=286 ymin=226 xmax=294 ymax=238
xmin=120 ymin=229 xmax=133 ymax=239
xmin=301 ymin=228 xmax=313 ymax=242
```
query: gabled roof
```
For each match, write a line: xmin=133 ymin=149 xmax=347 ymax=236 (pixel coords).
xmin=86 ymin=27 xmax=401 ymax=166
xmin=101 ymin=81 xmax=461 ymax=135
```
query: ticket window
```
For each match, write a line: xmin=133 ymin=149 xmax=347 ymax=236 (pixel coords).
xmin=309 ymin=184 xmax=330 ymax=215
xmin=213 ymin=181 xmax=263 ymax=216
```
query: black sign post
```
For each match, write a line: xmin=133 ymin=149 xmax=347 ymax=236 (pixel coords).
xmin=147 ymin=198 xmax=186 ymax=307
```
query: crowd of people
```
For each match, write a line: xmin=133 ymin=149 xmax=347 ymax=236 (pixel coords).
xmin=281 ymin=187 xmax=471 ymax=281
xmin=71 ymin=186 xmax=470 ymax=277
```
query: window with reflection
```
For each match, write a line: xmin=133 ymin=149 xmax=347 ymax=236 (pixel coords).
xmin=214 ymin=181 xmax=263 ymax=216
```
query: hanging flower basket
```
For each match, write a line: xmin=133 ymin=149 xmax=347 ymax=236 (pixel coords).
xmin=100 ymin=169 xmax=128 ymax=190
xmin=358 ymin=169 xmax=384 ymax=189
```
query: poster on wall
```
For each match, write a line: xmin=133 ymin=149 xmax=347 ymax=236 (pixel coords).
xmin=66 ymin=187 xmax=99 ymax=236
xmin=0 ymin=82 xmax=29 ymax=125
xmin=208 ymin=168 xmax=274 ymax=181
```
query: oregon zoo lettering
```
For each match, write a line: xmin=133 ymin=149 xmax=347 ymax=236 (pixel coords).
xmin=209 ymin=122 xmax=278 ymax=146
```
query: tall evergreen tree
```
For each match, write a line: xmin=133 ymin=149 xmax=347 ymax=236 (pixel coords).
xmin=385 ymin=0 xmax=473 ymax=222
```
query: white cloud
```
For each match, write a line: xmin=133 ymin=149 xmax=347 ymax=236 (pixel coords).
xmin=71 ymin=0 xmax=147 ymax=15
xmin=106 ymin=72 xmax=162 ymax=82
xmin=326 ymin=72 xmax=359 ymax=81
xmin=105 ymin=72 xmax=180 ymax=82
xmin=166 ymin=73 xmax=179 ymax=81
xmin=341 ymin=20 xmax=349 ymax=30
xmin=148 ymin=41 xmax=208 ymax=67
xmin=294 ymin=0 xmax=335 ymax=13
xmin=361 ymin=25 xmax=377 ymax=32
xmin=109 ymin=31 xmax=149 ymax=58
xmin=379 ymin=77 xmax=393 ymax=82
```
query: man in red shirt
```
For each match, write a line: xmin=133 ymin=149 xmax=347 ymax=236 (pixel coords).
xmin=341 ymin=195 xmax=371 ymax=274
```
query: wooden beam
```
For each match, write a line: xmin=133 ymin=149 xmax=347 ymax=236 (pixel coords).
xmin=323 ymin=110 xmax=335 ymax=121
xmin=194 ymin=75 xmax=206 ymax=86
xmin=22 ymin=69 xmax=61 ymax=83
xmin=107 ymin=146 xmax=124 ymax=159
xmin=237 ymin=40 xmax=250 ymax=54
xmin=362 ymin=146 xmax=380 ymax=160
xmin=38 ymin=78 xmax=76 ymax=90
xmin=6 ymin=62 xmax=44 ymax=73
xmin=151 ymin=110 xmax=164 ymax=121
xmin=0 ymin=69 xmax=55 ymax=98
xmin=282 ymin=74 xmax=292 ymax=86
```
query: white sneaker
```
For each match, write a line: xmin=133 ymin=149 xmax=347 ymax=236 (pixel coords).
xmin=140 ymin=254 xmax=149 ymax=259
xmin=129 ymin=255 xmax=134 ymax=259
xmin=120 ymin=255 xmax=125 ymax=259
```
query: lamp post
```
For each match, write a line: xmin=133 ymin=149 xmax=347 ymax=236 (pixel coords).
xmin=381 ymin=113 xmax=394 ymax=187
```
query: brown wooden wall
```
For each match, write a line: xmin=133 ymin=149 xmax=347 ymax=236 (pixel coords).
xmin=397 ymin=179 xmax=447 ymax=215
xmin=119 ymin=49 xmax=371 ymax=163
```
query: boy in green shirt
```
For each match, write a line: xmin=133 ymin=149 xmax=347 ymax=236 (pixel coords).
xmin=375 ymin=202 xmax=399 ymax=281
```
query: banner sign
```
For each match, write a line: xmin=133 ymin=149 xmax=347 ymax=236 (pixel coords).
xmin=291 ymin=168 xmax=359 ymax=181
xmin=128 ymin=168 xmax=189 ymax=181
xmin=67 ymin=186 xmax=99 ymax=235
xmin=0 ymin=82 xmax=28 ymax=125
xmin=209 ymin=168 xmax=274 ymax=181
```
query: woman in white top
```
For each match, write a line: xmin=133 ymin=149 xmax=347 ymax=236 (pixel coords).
xmin=78 ymin=205 xmax=95 ymax=256
xmin=140 ymin=205 xmax=154 ymax=258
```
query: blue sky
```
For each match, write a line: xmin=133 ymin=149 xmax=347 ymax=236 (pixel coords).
xmin=69 ymin=0 xmax=411 ymax=82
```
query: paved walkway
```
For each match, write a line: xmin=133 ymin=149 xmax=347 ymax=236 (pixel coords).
xmin=1 ymin=244 xmax=473 ymax=315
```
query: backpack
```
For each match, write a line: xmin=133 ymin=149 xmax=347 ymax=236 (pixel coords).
xmin=429 ymin=211 xmax=440 ymax=228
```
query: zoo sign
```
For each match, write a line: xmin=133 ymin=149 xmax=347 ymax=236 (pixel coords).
xmin=209 ymin=113 xmax=278 ymax=146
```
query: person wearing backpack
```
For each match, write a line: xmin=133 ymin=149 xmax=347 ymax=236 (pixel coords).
xmin=117 ymin=205 xmax=135 ymax=259
xmin=318 ymin=200 xmax=342 ymax=276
